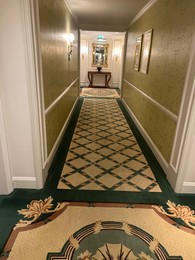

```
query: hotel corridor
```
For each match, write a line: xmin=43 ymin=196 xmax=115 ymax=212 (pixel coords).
xmin=1 ymin=0 xmax=195 ymax=258
xmin=1 ymin=92 xmax=195 ymax=259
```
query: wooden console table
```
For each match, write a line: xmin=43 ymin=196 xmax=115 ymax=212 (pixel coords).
xmin=88 ymin=71 xmax=111 ymax=88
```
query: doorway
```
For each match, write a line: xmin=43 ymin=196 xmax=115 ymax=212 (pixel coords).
xmin=80 ymin=31 xmax=125 ymax=92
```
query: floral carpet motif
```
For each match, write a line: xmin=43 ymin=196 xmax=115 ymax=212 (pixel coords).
xmin=2 ymin=198 xmax=195 ymax=260
xmin=154 ymin=200 xmax=195 ymax=230
xmin=14 ymin=196 xmax=67 ymax=229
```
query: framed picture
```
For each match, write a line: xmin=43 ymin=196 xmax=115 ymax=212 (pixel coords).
xmin=140 ymin=29 xmax=153 ymax=74
xmin=133 ymin=35 xmax=142 ymax=71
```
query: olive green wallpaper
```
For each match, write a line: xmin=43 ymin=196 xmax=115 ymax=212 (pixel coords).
xmin=46 ymin=82 xmax=78 ymax=155
xmin=38 ymin=0 xmax=79 ymax=156
xmin=123 ymin=0 xmax=195 ymax=162
xmin=123 ymin=81 xmax=176 ymax=162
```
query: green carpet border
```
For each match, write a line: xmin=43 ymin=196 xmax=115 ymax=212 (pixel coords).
xmin=46 ymin=96 xmax=172 ymax=196
xmin=45 ymin=97 xmax=84 ymax=189
xmin=44 ymin=96 xmax=195 ymax=206
xmin=1 ymin=96 xmax=195 ymax=254
xmin=116 ymin=99 xmax=173 ymax=194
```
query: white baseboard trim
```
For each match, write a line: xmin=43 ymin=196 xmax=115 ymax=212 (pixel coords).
xmin=12 ymin=176 xmax=37 ymax=189
xmin=166 ymin=165 xmax=177 ymax=190
xmin=181 ymin=182 xmax=195 ymax=194
xmin=112 ymin=83 xmax=119 ymax=88
xmin=80 ymin=82 xmax=118 ymax=88
xmin=80 ymin=83 xmax=89 ymax=87
xmin=122 ymin=99 xmax=169 ymax=174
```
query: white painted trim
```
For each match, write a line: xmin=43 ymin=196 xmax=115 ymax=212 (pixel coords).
xmin=80 ymin=81 xmax=88 ymax=84
xmin=170 ymin=34 xmax=195 ymax=174
xmin=166 ymin=165 xmax=177 ymax=190
xmin=181 ymin=182 xmax=195 ymax=194
xmin=78 ymin=30 xmax=81 ymax=96
xmin=30 ymin=0 xmax=48 ymax=165
xmin=12 ymin=177 xmax=37 ymax=189
xmin=44 ymin=97 xmax=80 ymax=171
xmin=128 ymin=0 xmax=159 ymax=27
xmin=64 ymin=0 xmax=79 ymax=26
xmin=20 ymin=0 xmax=44 ymax=188
xmin=45 ymin=77 xmax=79 ymax=115
xmin=112 ymin=81 xmax=120 ymax=85
xmin=121 ymin=32 xmax=128 ymax=99
xmin=0 ymin=99 xmax=13 ymax=193
xmin=80 ymin=82 xmax=89 ymax=87
xmin=112 ymin=83 xmax=120 ymax=88
xmin=122 ymin=99 xmax=169 ymax=174
xmin=174 ymin=78 xmax=195 ymax=193
xmin=80 ymin=82 xmax=119 ymax=88
xmin=123 ymin=79 xmax=177 ymax=122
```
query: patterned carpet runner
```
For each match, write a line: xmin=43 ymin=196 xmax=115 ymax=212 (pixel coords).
xmin=58 ymin=98 xmax=161 ymax=192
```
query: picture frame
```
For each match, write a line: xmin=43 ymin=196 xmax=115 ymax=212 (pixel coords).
xmin=140 ymin=29 xmax=153 ymax=74
xmin=133 ymin=35 xmax=142 ymax=71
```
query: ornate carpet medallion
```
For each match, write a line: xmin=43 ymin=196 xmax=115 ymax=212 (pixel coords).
xmin=47 ymin=221 xmax=182 ymax=260
xmin=58 ymin=98 xmax=161 ymax=192
xmin=80 ymin=88 xmax=120 ymax=98
xmin=3 ymin=199 xmax=195 ymax=260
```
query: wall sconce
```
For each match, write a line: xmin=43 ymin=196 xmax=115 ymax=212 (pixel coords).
xmin=65 ymin=33 xmax=74 ymax=61
xmin=81 ymin=46 xmax=88 ymax=60
xmin=114 ymin=47 xmax=121 ymax=62
xmin=68 ymin=44 xmax=73 ymax=61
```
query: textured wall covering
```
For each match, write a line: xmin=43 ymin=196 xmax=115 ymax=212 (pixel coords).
xmin=38 ymin=0 xmax=79 ymax=155
xmin=123 ymin=82 xmax=176 ymax=162
xmin=46 ymin=82 xmax=78 ymax=154
xmin=123 ymin=0 xmax=195 ymax=162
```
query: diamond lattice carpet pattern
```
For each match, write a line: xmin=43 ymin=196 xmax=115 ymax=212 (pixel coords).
xmin=58 ymin=98 xmax=161 ymax=192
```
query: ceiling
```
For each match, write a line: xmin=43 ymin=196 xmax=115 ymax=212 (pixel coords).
xmin=65 ymin=0 xmax=151 ymax=32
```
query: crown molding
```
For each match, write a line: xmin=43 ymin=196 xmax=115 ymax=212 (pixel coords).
xmin=128 ymin=0 xmax=159 ymax=28
xmin=64 ymin=0 xmax=79 ymax=26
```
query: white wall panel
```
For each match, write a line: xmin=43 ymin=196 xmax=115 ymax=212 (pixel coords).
xmin=0 ymin=0 xmax=39 ymax=190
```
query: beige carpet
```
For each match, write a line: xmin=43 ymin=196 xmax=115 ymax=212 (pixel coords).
xmin=58 ymin=98 xmax=161 ymax=192
xmin=4 ymin=198 xmax=195 ymax=259
xmin=80 ymin=87 xmax=120 ymax=98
